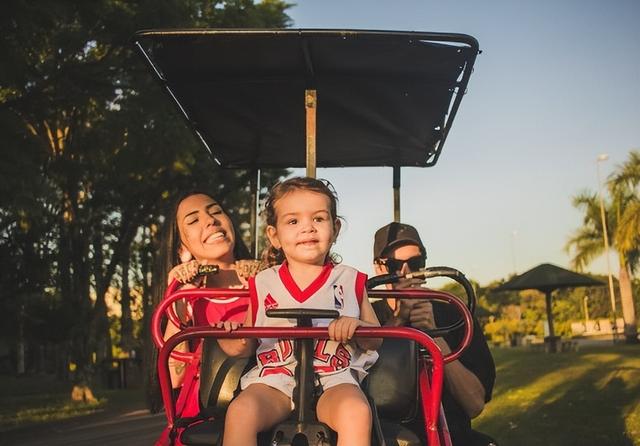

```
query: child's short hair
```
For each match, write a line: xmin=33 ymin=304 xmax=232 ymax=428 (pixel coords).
xmin=262 ymin=177 xmax=340 ymax=266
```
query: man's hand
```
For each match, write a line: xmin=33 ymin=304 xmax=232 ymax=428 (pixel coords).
xmin=408 ymin=301 xmax=436 ymax=331
xmin=395 ymin=300 xmax=436 ymax=330
xmin=393 ymin=276 xmax=436 ymax=330
xmin=394 ymin=276 xmax=424 ymax=290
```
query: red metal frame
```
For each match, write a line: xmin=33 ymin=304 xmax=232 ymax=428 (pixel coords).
xmin=151 ymin=285 xmax=252 ymax=362
xmin=421 ymin=360 xmax=453 ymax=446
xmin=152 ymin=283 xmax=475 ymax=445
xmin=368 ymin=289 xmax=474 ymax=363
xmin=152 ymin=285 xmax=473 ymax=363
xmin=159 ymin=325 xmax=444 ymax=446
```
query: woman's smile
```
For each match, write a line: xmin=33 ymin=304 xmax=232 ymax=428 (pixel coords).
xmin=203 ymin=230 xmax=227 ymax=244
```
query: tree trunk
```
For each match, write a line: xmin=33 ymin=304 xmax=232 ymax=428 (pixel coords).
xmin=142 ymin=229 xmax=162 ymax=412
xmin=618 ymin=259 xmax=638 ymax=343
xmin=92 ymin=234 xmax=113 ymax=364
xmin=17 ymin=304 xmax=26 ymax=375
xmin=120 ymin=253 xmax=133 ymax=352
xmin=69 ymin=227 xmax=94 ymax=389
xmin=92 ymin=208 xmax=139 ymax=359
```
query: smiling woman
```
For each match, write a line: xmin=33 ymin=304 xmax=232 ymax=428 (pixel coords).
xmin=148 ymin=190 xmax=263 ymax=417
xmin=174 ymin=194 xmax=238 ymax=270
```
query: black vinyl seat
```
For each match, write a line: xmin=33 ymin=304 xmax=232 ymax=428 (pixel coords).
xmin=365 ymin=338 xmax=423 ymax=446
xmin=198 ymin=339 xmax=252 ymax=419
xmin=180 ymin=339 xmax=253 ymax=445
xmin=180 ymin=419 xmax=224 ymax=445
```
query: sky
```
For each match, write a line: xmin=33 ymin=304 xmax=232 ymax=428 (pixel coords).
xmin=280 ymin=0 xmax=640 ymax=286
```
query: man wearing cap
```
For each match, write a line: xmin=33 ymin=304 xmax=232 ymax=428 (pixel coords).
xmin=372 ymin=222 xmax=496 ymax=446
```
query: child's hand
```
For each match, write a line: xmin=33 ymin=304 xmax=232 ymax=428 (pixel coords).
xmin=215 ymin=321 xmax=247 ymax=347
xmin=328 ymin=316 xmax=362 ymax=344
xmin=168 ymin=260 xmax=199 ymax=285
xmin=215 ymin=321 xmax=243 ymax=332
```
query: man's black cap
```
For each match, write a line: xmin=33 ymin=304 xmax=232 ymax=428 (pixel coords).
xmin=373 ymin=222 xmax=427 ymax=260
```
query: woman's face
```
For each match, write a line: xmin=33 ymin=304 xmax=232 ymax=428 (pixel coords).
xmin=176 ymin=194 xmax=236 ymax=266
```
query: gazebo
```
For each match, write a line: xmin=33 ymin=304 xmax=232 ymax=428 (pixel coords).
xmin=494 ymin=263 xmax=605 ymax=352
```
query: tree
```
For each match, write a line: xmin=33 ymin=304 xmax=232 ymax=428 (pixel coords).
xmin=609 ymin=150 xmax=640 ymax=342
xmin=610 ymin=151 xmax=640 ymax=261
xmin=566 ymin=169 xmax=638 ymax=343
xmin=1 ymin=0 xmax=292 ymax=398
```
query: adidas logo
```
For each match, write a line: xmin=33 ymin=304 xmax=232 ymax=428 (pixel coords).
xmin=264 ymin=293 xmax=279 ymax=310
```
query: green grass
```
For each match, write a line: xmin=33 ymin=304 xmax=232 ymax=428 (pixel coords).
xmin=2 ymin=345 xmax=639 ymax=445
xmin=0 ymin=375 xmax=144 ymax=432
xmin=474 ymin=344 xmax=640 ymax=446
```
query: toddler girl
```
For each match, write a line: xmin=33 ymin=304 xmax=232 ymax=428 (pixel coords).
xmin=218 ymin=177 xmax=381 ymax=446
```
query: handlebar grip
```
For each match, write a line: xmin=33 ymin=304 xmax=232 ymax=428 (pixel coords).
xmin=197 ymin=264 xmax=219 ymax=275
xmin=266 ymin=309 xmax=340 ymax=320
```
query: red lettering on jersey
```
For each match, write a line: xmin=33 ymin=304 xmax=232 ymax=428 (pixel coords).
xmin=257 ymin=349 xmax=280 ymax=366
xmin=314 ymin=365 xmax=336 ymax=373
xmin=329 ymin=344 xmax=352 ymax=370
xmin=260 ymin=366 xmax=294 ymax=377
xmin=279 ymin=339 xmax=293 ymax=361
xmin=313 ymin=339 xmax=331 ymax=362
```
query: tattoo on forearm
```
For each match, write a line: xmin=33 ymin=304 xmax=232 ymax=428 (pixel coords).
xmin=174 ymin=362 xmax=185 ymax=375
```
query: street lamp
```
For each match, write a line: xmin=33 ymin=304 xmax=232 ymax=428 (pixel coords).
xmin=510 ymin=230 xmax=518 ymax=274
xmin=583 ymin=294 xmax=590 ymax=326
xmin=596 ymin=153 xmax=618 ymax=341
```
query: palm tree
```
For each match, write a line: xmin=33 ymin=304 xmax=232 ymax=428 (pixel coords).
xmin=609 ymin=151 xmax=640 ymax=343
xmin=611 ymin=151 xmax=640 ymax=255
xmin=566 ymin=187 xmax=638 ymax=343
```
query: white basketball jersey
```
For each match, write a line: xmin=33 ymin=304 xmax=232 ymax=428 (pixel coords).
xmin=248 ymin=262 xmax=378 ymax=379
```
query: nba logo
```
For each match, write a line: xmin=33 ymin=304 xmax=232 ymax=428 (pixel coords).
xmin=264 ymin=293 xmax=279 ymax=310
xmin=333 ymin=285 xmax=344 ymax=309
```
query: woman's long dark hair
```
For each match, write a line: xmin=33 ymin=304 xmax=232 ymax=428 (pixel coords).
xmin=146 ymin=190 xmax=252 ymax=412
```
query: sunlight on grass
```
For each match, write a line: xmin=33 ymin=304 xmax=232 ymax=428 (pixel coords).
xmin=0 ymin=391 xmax=108 ymax=432
xmin=14 ymin=400 xmax=103 ymax=424
xmin=474 ymin=346 xmax=640 ymax=446
xmin=491 ymin=363 xmax=592 ymax=411
xmin=627 ymin=401 xmax=640 ymax=442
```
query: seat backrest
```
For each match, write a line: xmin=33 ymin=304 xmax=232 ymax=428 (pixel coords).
xmin=365 ymin=338 xmax=419 ymax=422
xmin=198 ymin=339 xmax=252 ymax=418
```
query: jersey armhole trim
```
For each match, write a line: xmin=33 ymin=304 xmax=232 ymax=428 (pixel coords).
xmin=355 ymin=271 xmax=367 ymax=307
xmin=249 ymin=276 xmax=258 ymax=325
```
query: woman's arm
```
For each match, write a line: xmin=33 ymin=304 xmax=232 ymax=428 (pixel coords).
xmin=164 ymin=317 xmax=188 ymax=388
xmin=162 ymin=281 xmax=197 ymax=388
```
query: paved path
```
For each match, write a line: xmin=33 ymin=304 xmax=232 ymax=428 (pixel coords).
xmin=1 ymin=408 xmax=166 ymax=446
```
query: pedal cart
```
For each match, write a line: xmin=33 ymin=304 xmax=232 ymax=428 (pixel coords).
xmin=134 ymin=29 xmax=481 ymax=446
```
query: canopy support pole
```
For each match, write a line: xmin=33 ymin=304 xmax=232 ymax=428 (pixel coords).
xmin=249 ymin=168 xmax=261 ymax=258
xmin=305 ymin=90 xmax=317 ymax=178
xmin=393 ymin=166 xmax=401 ymax=222
xmin=544 ymin=291 xmax=557 ymax=353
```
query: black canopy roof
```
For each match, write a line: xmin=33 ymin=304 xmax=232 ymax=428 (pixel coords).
xmin=134 ymin=29 xmax=479 ymax=169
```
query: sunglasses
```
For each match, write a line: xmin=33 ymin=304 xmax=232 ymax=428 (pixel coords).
xmin=379 ymin=255 xmax=425 ymax=272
